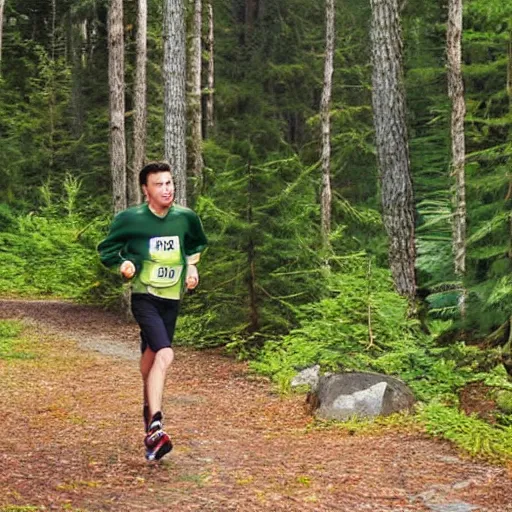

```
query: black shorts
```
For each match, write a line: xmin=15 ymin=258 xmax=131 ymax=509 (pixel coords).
xmin=131 ymin=293 xmax=180 ymax=353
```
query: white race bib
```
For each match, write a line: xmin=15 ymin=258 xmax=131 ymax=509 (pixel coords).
xmin=139 ymin=236 xmax=184 ymax=288
xmin=149 ymin=236 xmax=181 ymax=262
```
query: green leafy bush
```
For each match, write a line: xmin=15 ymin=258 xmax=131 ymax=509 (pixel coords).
xmin=251 ymin=255 xmax=488 ymax=401
xmin=250 ymin=255 xmax=512 ymax=462
xmin=0 ymin=187 xmax=110 ymax=301
xmin=0 ymin=214 xmax=102 ymax=298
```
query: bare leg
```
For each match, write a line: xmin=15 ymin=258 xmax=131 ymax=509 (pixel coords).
xmin=140 ymin=347 xmax=174 ymax=418
xmin=140 ymin=347 xmax=155 ymax=408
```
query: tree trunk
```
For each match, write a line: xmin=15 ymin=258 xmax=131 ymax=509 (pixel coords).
xmin=129 ymin=0 xmax=147 ymax=206
xmin=163 ymin=0 xmax=187 ymax=206
xmin=370 ymin=0 xmax=416 ymax=302
xmin=80 ymin=20 xmax=87 ymax=67
xmin=320 ymin=0 xmax=335 ymax=247
xmin=447 ymin=0 xmax=467 ymax=313
xmin=189 ymin=0 xmax=204 ymax=192
xmin=108 ymin=0 xmax=127 ymax=214
xmin=204 ymin=1 xmax=215 ymax=137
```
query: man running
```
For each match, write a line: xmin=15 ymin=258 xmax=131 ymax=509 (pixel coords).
xmin=98 ymin=161 xmax=207 ymax=461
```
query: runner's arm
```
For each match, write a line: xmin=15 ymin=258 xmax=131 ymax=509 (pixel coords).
xmin=183 ymin=211 xmax=207 ymax=289
xmin=184 ymin=211 xmax=208 ymax=258
xmin=97 ymin=213 xmax=140 ymax=274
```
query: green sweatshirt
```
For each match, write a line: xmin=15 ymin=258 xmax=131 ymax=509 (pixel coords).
xmin=98 ymin=203 xmax=207 ymax=300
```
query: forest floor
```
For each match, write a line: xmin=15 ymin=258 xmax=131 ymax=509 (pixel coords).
xmin=1 ymin=299 xmax=511 ymax=512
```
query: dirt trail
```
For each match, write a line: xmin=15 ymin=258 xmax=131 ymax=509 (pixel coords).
xmin=0 ymin=299 xmax=511 ymax=512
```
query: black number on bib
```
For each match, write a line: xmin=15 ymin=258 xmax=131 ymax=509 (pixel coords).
xmin=157 ymin=267 xmax=175 ymax=279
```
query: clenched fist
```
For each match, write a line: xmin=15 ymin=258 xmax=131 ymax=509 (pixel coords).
xmin=185 ymin=264 xmax=199 ymax=290
xmin=120 ymin=260 xmax=136 ymax=279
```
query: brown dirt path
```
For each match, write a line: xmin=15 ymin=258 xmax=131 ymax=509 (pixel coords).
xmin=0 ymin=299 xmax=511 ymax=512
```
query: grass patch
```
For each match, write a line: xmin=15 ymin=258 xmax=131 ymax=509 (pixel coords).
xmin=418 ymin=402 xmax=512 ymax=463
xmin=0 ymin=320 xmax=35 ymax=360
xmin=309 ymin=411 xmax=421 ymax=436
xmin=55 ymin=480 xmax=102 ymax=492
xmin=495 ymin=390 xmax=512 ymax=414
xmin=0 ymin=320 xmax=23 ymax=339
xmin=0 ymin=507 xmax=42 ymax=512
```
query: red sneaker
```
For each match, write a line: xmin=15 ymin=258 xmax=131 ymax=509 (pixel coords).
xmin=144 ymin=413 xmax=173 ymax=461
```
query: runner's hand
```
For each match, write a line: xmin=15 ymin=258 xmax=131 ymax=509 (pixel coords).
xmin=186 ymin=264 xmax=199 ymax=290
xmin=120 ymin=260 xmax=136 ymax=279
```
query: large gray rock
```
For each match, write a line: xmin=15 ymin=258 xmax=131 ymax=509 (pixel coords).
xmin=308 ymin=371 xmax=416 ymax=420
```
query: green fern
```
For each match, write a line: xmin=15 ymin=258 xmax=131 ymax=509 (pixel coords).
xmin=419 ymin=403 xmax=512 ymax=462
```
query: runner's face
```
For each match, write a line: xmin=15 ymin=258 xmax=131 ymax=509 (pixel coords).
xmin=143 ymin=171 xmax=175 ymax=212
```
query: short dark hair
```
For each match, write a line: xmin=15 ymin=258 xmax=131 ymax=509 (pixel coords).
xmin=139 ymin=161 xmax=172 ymax=186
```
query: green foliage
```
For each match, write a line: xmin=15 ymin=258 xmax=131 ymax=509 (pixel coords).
xmin=0 ymin=1 xmax=111 ymax=208
xmin=251 ymin=255 xmax=485 ymax=398
xmin=249 ymin=247 xmax=512 ymax=462
xmin=495 ymin=390 xmax=512 ymax=414
xmin=403 ymin=0 xmax=512 ymax=339
xmin=181 ymin=150 xmax=327 ymax=348
xmin=419 ymin=403 xmax=512 ymax=462
xmin=458 ymin=2 xmax=512 ymax=333
xmin=0 ymin=215 xmax=96 ymax=298
xmin=0 ymin=320 xmax=34 ymax=360
xmin=0 ymin=185 xmax=107 ymax=301
xmin=0 ymin=320 xmax=23 ymax=339
xmin=0 ymin=203 xmax=16 ymax=231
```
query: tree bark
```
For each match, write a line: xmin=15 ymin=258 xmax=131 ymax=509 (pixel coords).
xmin=163 ymin=0 xmax=187 ymax=206
xmin=320 ymin=0 xmax=335 ymax=247
xmin=447 ymin=0 xmax=467 ymax=312
xmin=108 ymin=0 xmax=127 ymax=213
xmin=189 ymin=0 xmax=204 ymax=192
xmin=370 ymin=0 xmax=416 ymax=301
xmin=129 ymin=0 xmax=147 ymax=206
xmin=204 ymin=1 xmax=215 ymax=137
xmin=80 ymin=20 xmax=87 ymax=67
